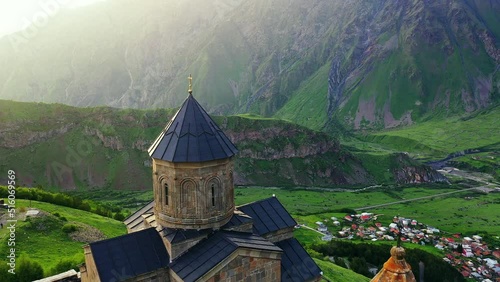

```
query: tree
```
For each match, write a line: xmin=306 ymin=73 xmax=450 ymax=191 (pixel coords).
xmin=15 ymin=256 xmax=44 ymax=282
xmin=49 ymin=258 xmax=79 ymax=276
xmin=334 ymin=257 xmax=347 ymax=268
xmin=350 ymin=257 xmax=370 ymax=277
xmin=113 ymin=212 xmax=125 ymax=221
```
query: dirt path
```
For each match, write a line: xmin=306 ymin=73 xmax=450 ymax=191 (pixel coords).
xmin=300 ymin=224 xmax=327 ymax=235
xmin=354 ymin=187 xmax=480 ymax=211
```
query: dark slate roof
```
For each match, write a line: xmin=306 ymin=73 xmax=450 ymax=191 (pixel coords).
xmin=170 ymin=231 xmax=281 ymax=282
xmin=237 ymin=197 xmax=297 ymax=236
xmin=221 ymin=211 xmax=254 ymax=229
xmin=276 ymin=238 xmax=322 ymax=282
xmin=148 ymin=94 xmax=238 ymax=162
xmin=123 ymin=200 xmax=154 ymax=231
xmin=89 ymin=228 xmax=170 ymax=282
xmin=158 ymin=227 xmax=212 ymax=244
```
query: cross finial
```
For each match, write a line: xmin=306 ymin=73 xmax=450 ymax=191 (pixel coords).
xmin=188 ymin=74 xmax=193 ymax=95
xmin=396 ymin=218 xmax=403 ymax=247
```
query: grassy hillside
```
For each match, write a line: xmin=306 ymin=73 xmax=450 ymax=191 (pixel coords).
xmin=358 ymin=106 xmax=500 ymax=180
xmin=274 ymin=63 xmax=330 ymax=131
xmin=365 ymin=106 xmax=500 ymax=159
xmin=314 ymin=258 xmax=370 ymax=282
xmin=0 ymin=200 xmax=126 ymax=276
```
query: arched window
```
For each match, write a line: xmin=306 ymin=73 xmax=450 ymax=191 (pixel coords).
xmin=164 ymin=183 xmax=169 ymax=205
xmin=181 ymin=179 xmax=196 ymax=214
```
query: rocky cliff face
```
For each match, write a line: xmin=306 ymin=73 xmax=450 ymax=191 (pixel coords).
xmin=83 ymin=126 xmax=124 ymax=151
xmin=392 ymin=153 xmax=449 ymax=184
xmin=0 ymin=124 xmax=73 ymax=148
xmin=218 ymin=116 xmax=374 ymax=186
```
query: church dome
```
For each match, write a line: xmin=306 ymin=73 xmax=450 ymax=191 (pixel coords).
xmin=148 ymin=90 xmax=237 ymax=163
xmin=371 ymin=246 xmax=416 ymax=282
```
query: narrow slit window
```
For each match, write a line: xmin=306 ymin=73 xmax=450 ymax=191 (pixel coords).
xmin=211 ymin=184 xmax=215 ymax=206
xmin=164 ymin=183 xmax=169 ymax=205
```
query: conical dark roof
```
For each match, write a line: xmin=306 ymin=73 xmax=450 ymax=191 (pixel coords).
xmin=148 ymin=94 xmax=238 ymax=162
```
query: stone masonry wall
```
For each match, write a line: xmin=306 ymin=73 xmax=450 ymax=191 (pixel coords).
xmin=206 ymin=256 xmax=281 ymax=282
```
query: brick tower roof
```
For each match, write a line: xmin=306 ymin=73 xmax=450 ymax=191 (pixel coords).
xmin=148 ymin=93 xmax=238 ymax=163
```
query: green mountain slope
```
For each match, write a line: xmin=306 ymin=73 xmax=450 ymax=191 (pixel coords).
xmin=363 ymin=105 xmax=500 ymax=180
xmin=0 ymin=99 xmax=374 ymax=190
xmin=0 ymin=99 xmax=449 ymax=190
xmin=0 ymin=0 xmax=498 ymax=130
xmin=366 ymin=105 xmax=500 ymax=157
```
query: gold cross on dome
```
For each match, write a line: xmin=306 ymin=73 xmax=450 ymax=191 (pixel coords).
xmin=188 ymin=74 xmax=193 ymax=94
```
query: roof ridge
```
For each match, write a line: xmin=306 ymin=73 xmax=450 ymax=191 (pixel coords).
xmin=237 ymin=196 xmax=276 ymax=208
xmin=220 ymin=231 xmax=239 ymax=248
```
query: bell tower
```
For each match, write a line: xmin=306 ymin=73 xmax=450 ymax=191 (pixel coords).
xmin=148 ymin=75 xmax=238 ymax=230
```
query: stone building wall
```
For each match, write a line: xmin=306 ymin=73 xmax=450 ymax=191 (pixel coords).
xmin=161 ymin=233 xmax=208 ymax=260
xmin=264 ymin=226 xmax=295 ymax=243
xmin=206 ymin=255 xmax=281 ymax=282
xmin=152 ymin=158 xmax=235 ymax=229
xmin=80 ymin=245 xmax=100 ymax=282
xmin=128 ymin=268 xmax=170 ymax=282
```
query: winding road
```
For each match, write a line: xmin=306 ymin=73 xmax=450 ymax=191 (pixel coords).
xmin=355 ymin=167 xmax=499 ymax=211
xmin=354 ymin=187 xmax=480 ymax=211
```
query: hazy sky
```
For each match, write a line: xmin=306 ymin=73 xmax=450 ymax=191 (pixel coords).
xmin=0 ymin=0 xmax=106 ymax=38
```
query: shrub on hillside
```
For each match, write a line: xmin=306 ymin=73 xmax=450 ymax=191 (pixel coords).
xmin=337 ymin=208 xmax=356 ymax=214
xmin=48 ymin=258 xmax=80 ymax=276
xmin=62 ymin=224 xmax=78 ymax=233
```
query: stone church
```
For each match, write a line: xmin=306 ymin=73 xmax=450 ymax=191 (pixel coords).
xmin=79 ymin=79 xmax=322 ymax=282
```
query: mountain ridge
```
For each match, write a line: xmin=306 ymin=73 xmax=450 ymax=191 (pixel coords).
xmin=0 ymin=0 xmax=498 ymax=130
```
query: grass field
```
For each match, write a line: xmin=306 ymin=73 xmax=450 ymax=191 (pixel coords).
xmin=0 ymin=200 xmax=126 ymax=273
xmin=364 ymin=106 xmax=500 ymax=160
xmin=451 ymin=153 xmax=500 ymax=180
xmin=314 ymin=258 xmax=370 ymax=282
xmin=234 ymin=186 xmax=500 ymax=236
xmin=66 ymin=189 xmax=154 ymax=213
xmin=66 ymin=185 xmax=499 ymax=236
xmin=235 ymin=186 xmax=463 ymax=214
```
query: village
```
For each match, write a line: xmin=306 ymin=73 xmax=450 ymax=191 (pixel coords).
xmin=298 ymin=213 xmax=500 ymax=281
